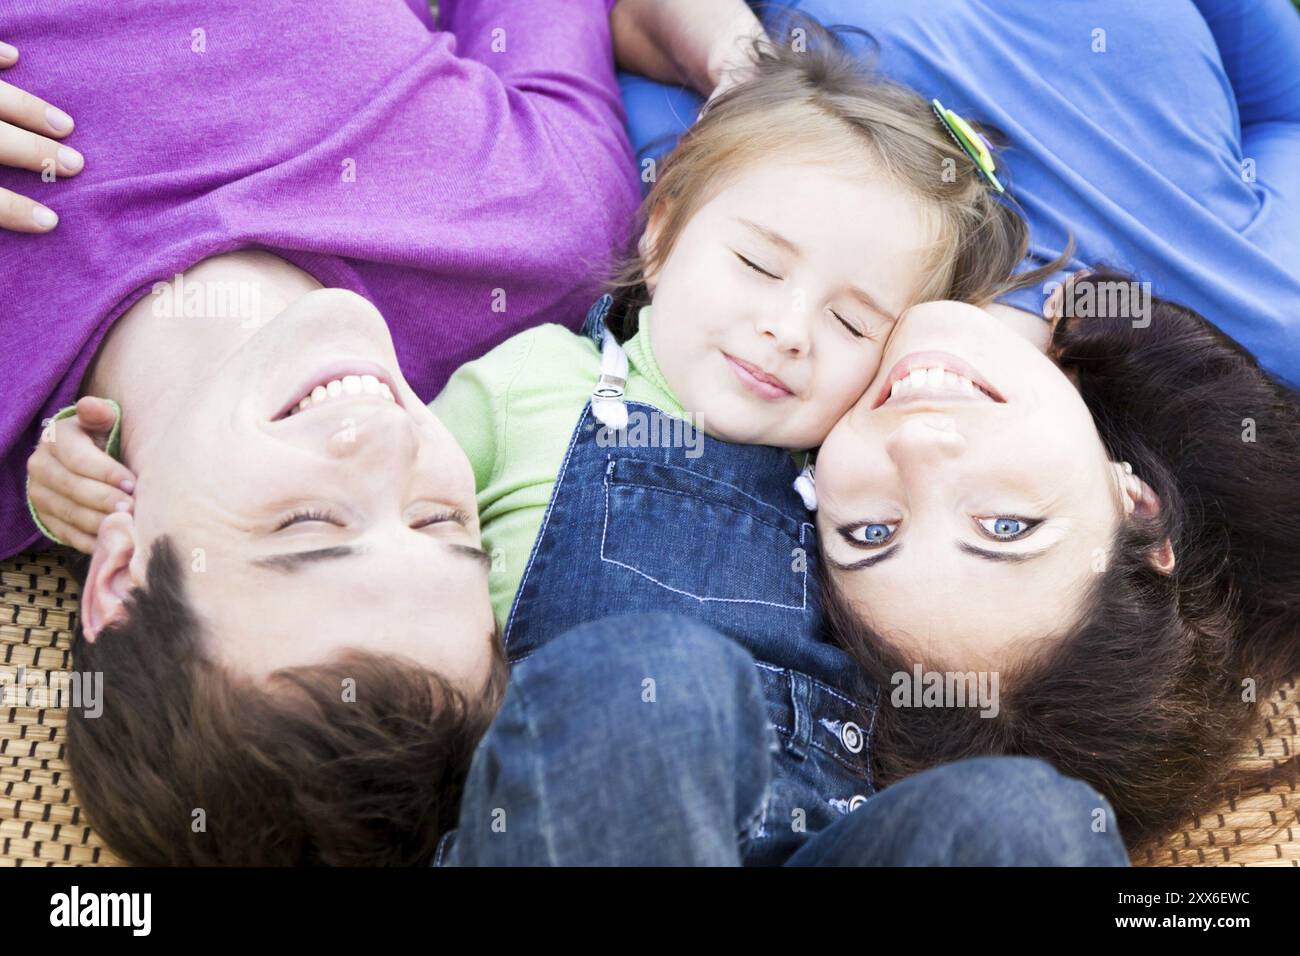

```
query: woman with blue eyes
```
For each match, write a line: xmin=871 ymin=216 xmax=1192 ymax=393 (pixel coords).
xmin=612 ymin=0 xmax=1300 ymax=857
xmin=810 ymin=279 xmax=1300 ymax=857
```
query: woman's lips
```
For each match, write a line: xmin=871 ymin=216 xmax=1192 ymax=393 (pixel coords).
xmin=871 ymin=350 xmax=1004 ymax=409
xmin=724 ymin=353 xmax=794 ymax=400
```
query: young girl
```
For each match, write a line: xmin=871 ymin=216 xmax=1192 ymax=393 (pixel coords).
xmin=28 ymin=23 xmax=1053 ymax=863
xmin=429 ymin=25 xmax=1055 ymax=863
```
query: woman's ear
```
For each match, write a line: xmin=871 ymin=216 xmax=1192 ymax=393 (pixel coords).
xmin=81 ymin=511 xmax=142 ymax=641
xmin=1113 ymin=462 xmax=1176 ymax=574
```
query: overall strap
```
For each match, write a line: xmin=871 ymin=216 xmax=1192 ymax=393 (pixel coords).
xmin=583 ymin=294 xmax=628 ymax=431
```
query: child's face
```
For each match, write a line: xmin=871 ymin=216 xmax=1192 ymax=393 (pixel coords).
xmin=644 ymin=156 xmax=938 ymax=449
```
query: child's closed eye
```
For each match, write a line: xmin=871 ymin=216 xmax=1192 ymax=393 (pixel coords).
xmin=830 ymin=309 xmax=868 ymax=339
xmin=734 ymin=251 xmax=781 ymax=280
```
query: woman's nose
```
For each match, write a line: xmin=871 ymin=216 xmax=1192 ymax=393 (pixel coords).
xmin=885 ymin=414 xmax=966 ymax=468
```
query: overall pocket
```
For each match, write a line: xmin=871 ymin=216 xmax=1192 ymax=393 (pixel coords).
xmin=600 ymin=457 xmax=808 ymax=609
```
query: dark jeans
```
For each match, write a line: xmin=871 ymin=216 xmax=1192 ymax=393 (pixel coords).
xmin=439 ymin=613 xmax=1130 ymax=866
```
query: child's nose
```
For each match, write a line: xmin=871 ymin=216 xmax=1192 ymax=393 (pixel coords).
xmin=757 ymin=304 xmax=810 ymax=355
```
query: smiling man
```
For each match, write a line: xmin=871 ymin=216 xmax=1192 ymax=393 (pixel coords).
xmin=62 ymin=251 xmax=509 ymax=866
xmin=0 ymin=0 xmax=764 ymax=866
xmin=79 ymin=252 xmax=498 ymax=685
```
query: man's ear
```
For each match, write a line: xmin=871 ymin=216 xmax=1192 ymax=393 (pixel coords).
xmin=82 ymin=511 xmax=142 ymax=642
xmin=1114 ymin=463 xmax=1176 ymax=574
xmin=639 ymin=201 xmax=667 ymax=295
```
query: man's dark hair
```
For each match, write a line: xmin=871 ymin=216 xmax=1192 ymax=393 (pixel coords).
xmin=66 ymin=537 xmax=508 ymax=865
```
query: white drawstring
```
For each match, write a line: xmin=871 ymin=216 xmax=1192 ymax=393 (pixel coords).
xmin=793 ymin=453 xmax=817 ymax=511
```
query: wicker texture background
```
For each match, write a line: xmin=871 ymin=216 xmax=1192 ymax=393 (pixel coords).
xmin=1 ymin=546 xmax=1295 ymax=866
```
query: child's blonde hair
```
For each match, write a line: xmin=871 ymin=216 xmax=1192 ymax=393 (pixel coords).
xmin=608 ymin=16 xmax=1064 ymax=337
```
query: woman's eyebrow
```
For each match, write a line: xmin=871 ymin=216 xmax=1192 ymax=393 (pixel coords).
xmin=957 ymin=541 xmax=1059 ymax=563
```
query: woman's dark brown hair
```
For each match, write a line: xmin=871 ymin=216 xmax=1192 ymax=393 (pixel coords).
xmin=822 ymin=269 xmax=1300 ymax=854
xmin=66 ymin=537 xmax=508 ymax=866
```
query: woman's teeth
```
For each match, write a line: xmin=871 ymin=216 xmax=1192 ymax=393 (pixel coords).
xmin=886 ymin=366 xmax=994 ymax=404
xmin=288 ymin=375 xmax=396 ymax=417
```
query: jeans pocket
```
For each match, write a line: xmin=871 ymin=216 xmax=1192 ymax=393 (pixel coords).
xmin=600 ymin=457 xmax=808 ymax=608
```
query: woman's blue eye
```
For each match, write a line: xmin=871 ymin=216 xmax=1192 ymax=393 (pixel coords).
xmin=977 ymin=516 xmax=1039 ymax=539
xmin=848 ymin=522 xmax=897 ymax=545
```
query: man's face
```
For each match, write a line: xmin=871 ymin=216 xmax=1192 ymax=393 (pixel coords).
xmin=128 ymin=287 xmax=495 ymax=689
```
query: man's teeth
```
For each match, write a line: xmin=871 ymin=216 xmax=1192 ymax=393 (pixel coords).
xmin=887 ymin=367 xmax=991 ymax=403
xmin=289 ymin=375 xmax=396 ymax=416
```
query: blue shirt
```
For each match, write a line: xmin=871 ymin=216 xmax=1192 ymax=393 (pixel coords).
xmin=620 ymin=0 xmax=1300 ymax=387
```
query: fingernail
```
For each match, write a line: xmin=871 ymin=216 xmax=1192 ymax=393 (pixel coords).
xmin=119 ymin=479 xmax=135 ymax=494
xmin=57 ymin=145 xmax=83 ymax=174
xmin=115 ymin=500 xmax=131 ymax=513
xmin=0 ymin=42 xmax=17 ymax=63
xmin=32 ymin=205 xmax=58 ymax=229
xmin=45 ymin=106 xmax=74 ymax=133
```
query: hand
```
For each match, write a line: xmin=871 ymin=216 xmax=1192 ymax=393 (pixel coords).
xmin=0 ymin=40 xmax=83 ymax=233
xmin=27 ymin=397 xmax=134 ymax=554
xmin=611 ymin=0 xmax=765 ymax=99
xmin=703 ymin=9 xmax=765 ymax=104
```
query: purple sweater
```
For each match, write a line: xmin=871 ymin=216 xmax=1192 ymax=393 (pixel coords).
xmin=0 ymin=0 xmax=638 ymax=560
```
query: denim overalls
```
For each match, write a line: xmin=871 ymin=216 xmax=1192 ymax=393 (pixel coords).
xmin=499 ymin=295 xmax=881 ymax=865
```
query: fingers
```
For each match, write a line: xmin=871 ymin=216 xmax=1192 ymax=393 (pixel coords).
xmin=0 ymin=46 xmax=78 ymax=234
xmin=0 ymin=75 xmax=75 ymax=139
xmin=27 ymin=474 xmax=119 ymax=549
xmin=0 ymin=185 xmax=57 ymax=232
xmin=56 ymin=430 xmax=135 ymax=491
xmin=52 ymin=467 xmax=132 ymax=516
xmin=74 ymin=396 xmax=118 ymax=437
xmin=33 ymin=504 xmax=100 ymax=555
xmin=30 ymin=412 xmax=135 ymax=490
xmin=0 ymin=98 xmax=82 ymax=180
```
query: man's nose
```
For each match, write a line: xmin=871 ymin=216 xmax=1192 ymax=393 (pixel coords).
xmin=325 ymin=406 xmax=420 ymax=462
xmin=885 ymin=414 xmax=966 ymax=470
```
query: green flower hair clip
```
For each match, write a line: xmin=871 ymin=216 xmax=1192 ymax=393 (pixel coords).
xmin=932 ymin=98 xmax=1005 ymax=194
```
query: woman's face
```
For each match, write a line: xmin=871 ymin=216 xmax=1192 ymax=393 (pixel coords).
xmin=814 ymin=301 xmax=1132 ymax=670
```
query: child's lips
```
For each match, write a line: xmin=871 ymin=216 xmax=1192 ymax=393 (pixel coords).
xmin=724 ymin=353 xmax=794 ymax=400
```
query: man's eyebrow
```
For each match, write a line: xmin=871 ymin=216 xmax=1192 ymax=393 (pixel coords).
xmin=957 ymin=541 xmax=1059 ymax=563
xmin=252 ymin=545 xmax=363 ymax=572
xmin=449 ymin=543 xmax=493 ymax=571
xmin=828 ymin=545 xmax=904 ymax=571
xmin=252 ymin=543 xmax=493 ymax=574
xmin=738 ymin=218 xmax=897 ymax=322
